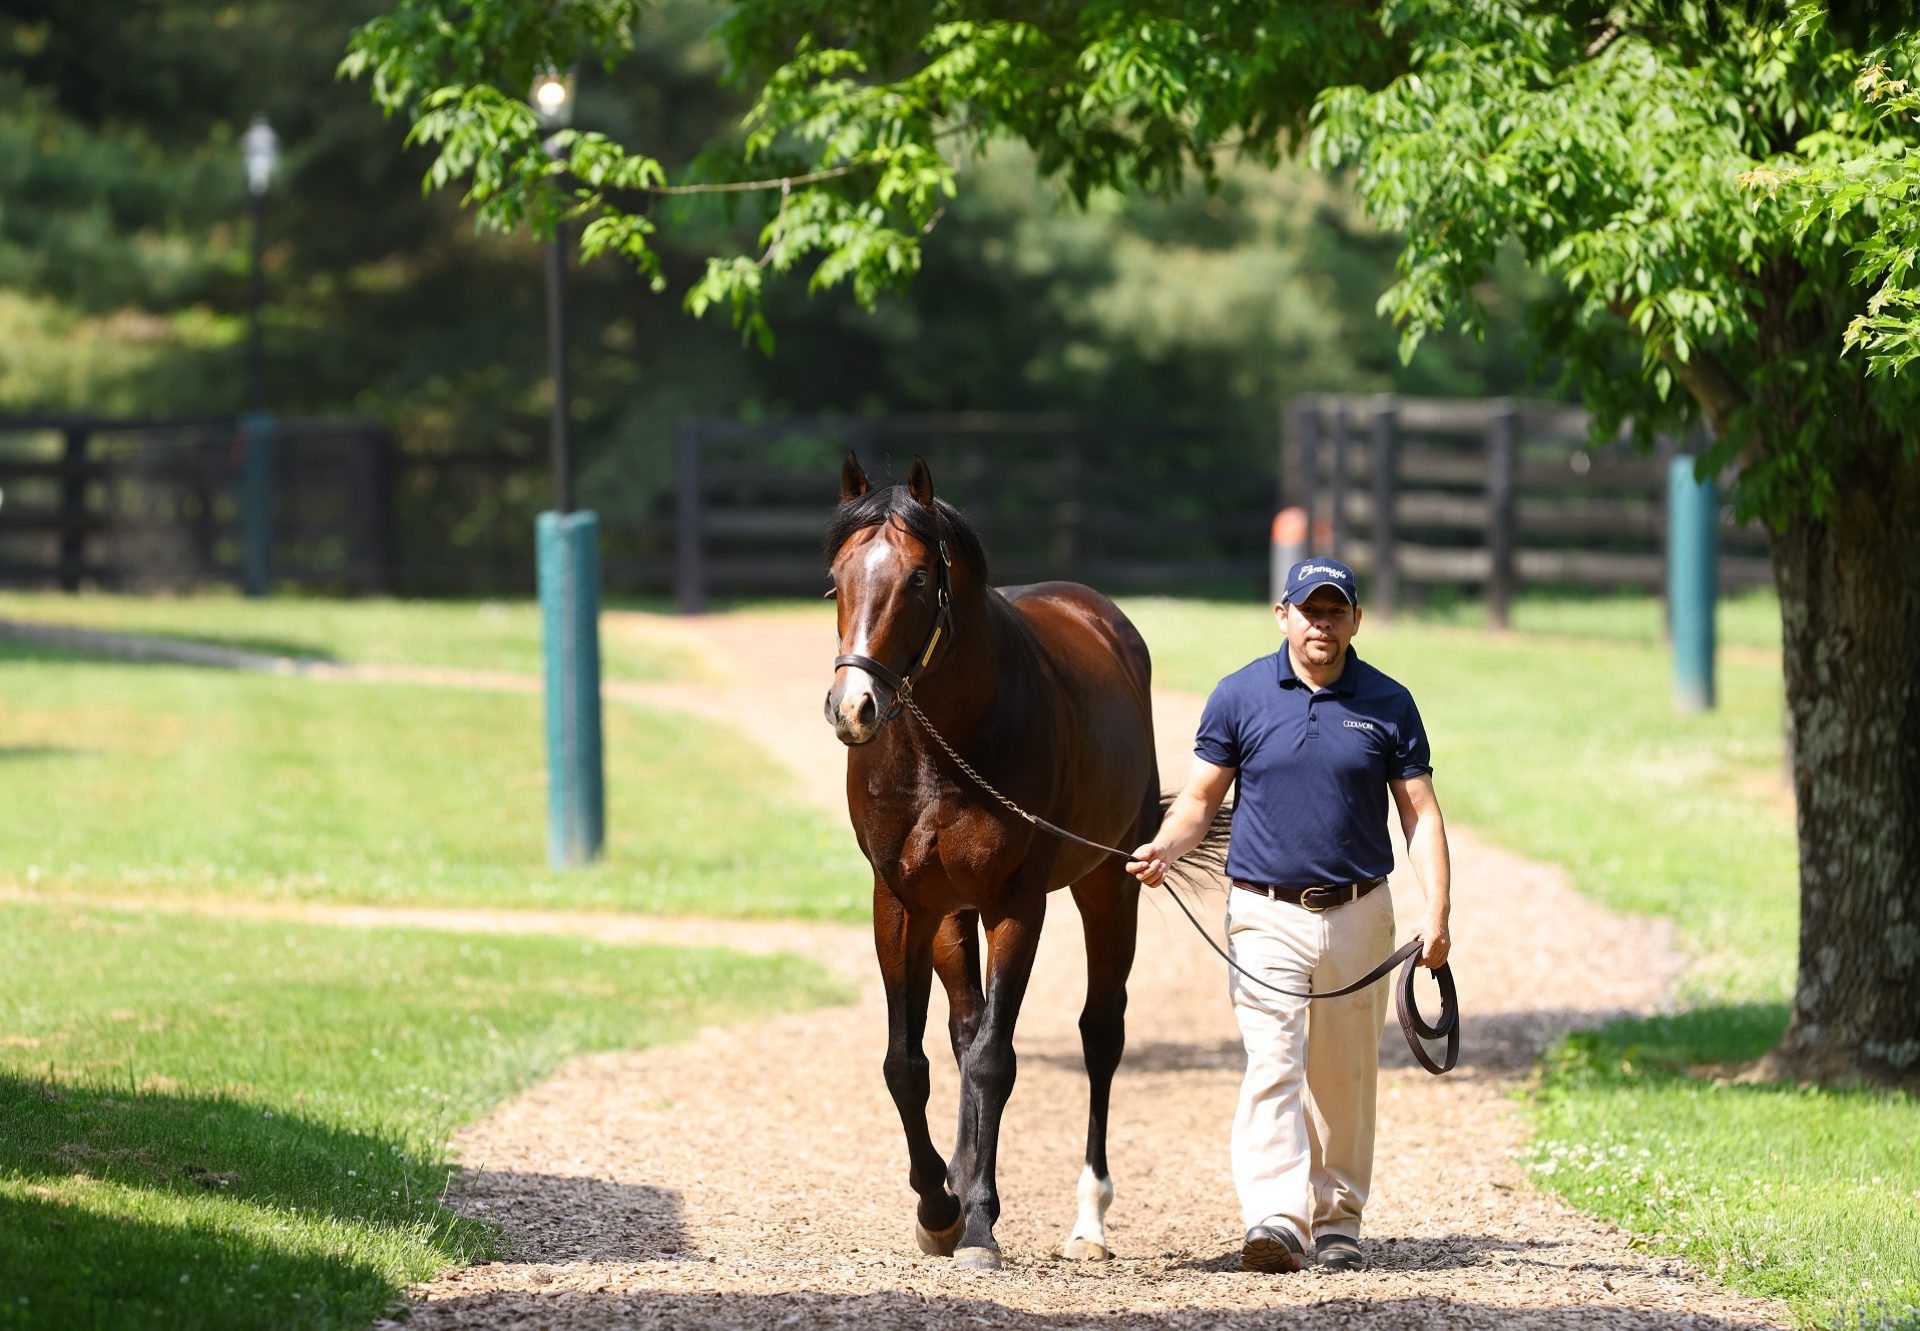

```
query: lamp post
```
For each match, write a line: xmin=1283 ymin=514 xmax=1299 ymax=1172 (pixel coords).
xmin=532 ymin=70 xmax=576 ymax=512
xmin=240 ymin=113 xmax=279 ymax=597
xmin=530 ymin=69 xmax=606 ymax=868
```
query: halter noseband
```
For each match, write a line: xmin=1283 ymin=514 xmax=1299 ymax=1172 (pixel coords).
xmin=833 ymin=532 xmax=954 ymax=723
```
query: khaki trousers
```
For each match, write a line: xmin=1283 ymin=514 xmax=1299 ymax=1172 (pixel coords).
xmin=1225 ymin=882 xmax=1395 ymax=1244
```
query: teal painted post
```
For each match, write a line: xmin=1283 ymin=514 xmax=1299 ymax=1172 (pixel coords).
xmin=240 ymin=412 xmax=276 ymax=597
xmin=538 ymin=511 xmax=606 ymax=866
xmin=1667 ymin=455 xmax=1718 ymax=712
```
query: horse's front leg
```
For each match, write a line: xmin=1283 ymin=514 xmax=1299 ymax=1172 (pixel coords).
xmin=873 ymin=883 xmax=963 ymax=1255
xmin=950 ymin=892 xmax=1047 ymax=1270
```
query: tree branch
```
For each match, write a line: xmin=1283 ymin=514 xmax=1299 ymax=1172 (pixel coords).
xmin=1610 ymin=300 xmax=1753 ymax=456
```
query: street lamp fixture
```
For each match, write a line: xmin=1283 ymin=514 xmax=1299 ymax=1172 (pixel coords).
xmin=239 ymin=113 xmax=279 ymax=598
xmin=242 ymin=114 xmax=279 ymax=196
xmin=531 ymin=68 xmax=576 ymax=140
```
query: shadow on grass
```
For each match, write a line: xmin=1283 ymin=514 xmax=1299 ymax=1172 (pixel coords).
xmin=0 ymin=745 xmax=95 ymax=762
xmin=0 ymin=1071 xmax=487 ymax=1330
xmin=1543 ymin=1002 xmax=1792 ymax=1082
xmin=0 ymin=626 xmax=335 ymax=669
xmin=0 ymin=1189 xmax=396 ymax=1331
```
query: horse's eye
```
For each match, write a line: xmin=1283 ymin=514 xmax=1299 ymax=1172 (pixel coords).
xmin=910 ymin=569 xmax=929 ymax=590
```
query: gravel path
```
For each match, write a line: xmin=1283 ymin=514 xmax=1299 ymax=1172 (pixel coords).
xmin=400 ymin=611 xmax=1789 ymax=1330
xmin=5 ymin=608 xmax=1792 ymax=1326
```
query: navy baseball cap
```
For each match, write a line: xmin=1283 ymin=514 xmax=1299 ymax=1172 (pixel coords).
xmin=1282 ymin=557 xmax=1359 ymax=606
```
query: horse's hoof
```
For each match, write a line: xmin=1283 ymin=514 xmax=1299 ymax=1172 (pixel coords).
xmin=953 ymin=1245 xmax=1004 ymax=1271
xmin=1058 ymin=1236 xmax=1110 ymax=1262
xmin=914 ymin=1214 xmax=965 ymax=1257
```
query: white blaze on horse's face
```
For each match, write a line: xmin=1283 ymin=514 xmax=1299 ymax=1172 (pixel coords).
xmin=826 ymin=522 xmax=927 ymax=747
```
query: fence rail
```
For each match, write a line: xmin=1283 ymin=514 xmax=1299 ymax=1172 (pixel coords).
xmin=1285 ymin=394 xmax=1770 ymax=624
xmin=0 ymin=415 xmax=390 ymax=594
xmin=671 ymin=416 xmax=1270 ymax=612
xmin=3 ymin=400 xmax=1776 ymax=612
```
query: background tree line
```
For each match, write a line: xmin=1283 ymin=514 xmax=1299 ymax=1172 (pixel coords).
xmin=0 ymin=0 xmax=1547 ymax=532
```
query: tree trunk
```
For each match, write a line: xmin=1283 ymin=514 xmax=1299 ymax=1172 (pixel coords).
xmin=1760 ymin=448 xmax=1920 ymax=1088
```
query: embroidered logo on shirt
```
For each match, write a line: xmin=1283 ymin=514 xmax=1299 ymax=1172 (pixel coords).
xmin=1342 ymin=719 xmax=1377 ymax=731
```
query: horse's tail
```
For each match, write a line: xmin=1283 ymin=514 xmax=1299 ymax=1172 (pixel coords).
xmin=1158 ymin=791 xmax=1234 ymax=895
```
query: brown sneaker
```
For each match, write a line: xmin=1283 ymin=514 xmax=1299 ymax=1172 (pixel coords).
xmin=1241 ymin=1224 xmax=1306 ymax=1273
xmin=1316 ymin=1233 xmax=1365 ymax=1271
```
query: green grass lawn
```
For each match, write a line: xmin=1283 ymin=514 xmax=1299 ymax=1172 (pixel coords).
xmin=1527 ymin=1011 xmax=1920 ymax=1329
xmin=0 ymin=591 xmax=703 ymax=683
xmin=0 ymin=642 xmax=870 ymax=921
xmin=0 ymin=899 xmax=850 ymax=1331
xmin=5 ymin=588 xmax=1909 ymax=1327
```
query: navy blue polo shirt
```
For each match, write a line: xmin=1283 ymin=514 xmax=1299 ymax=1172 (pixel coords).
xmin=1194 ymin=647 xmax=1432 ymax=887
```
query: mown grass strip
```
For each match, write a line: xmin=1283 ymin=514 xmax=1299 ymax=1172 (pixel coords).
xmin=0 ymin=592 xmax=700 ymax=683
xmin=0 ymin=900 xmax=851 ymax=1331
xmin=0 ymin=645 xmax=869 ymax=921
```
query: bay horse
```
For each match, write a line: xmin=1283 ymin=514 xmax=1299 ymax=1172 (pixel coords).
xmin=823 ymin=453 xmax=1163 ymax=1270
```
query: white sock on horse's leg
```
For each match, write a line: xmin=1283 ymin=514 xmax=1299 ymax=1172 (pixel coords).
xmin=1062 ymin=1165 xmax=1114 ymax=1259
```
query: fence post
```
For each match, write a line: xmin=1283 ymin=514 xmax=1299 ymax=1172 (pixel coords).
xmin=1668 ymin=454 xmax=1717 ymax=712
xmin=1655 ymin=432 xmax=1677 ymax=643
xmin=1054 ymin=427 xmax=1084 ymax=574
xmin=674 ymin=421 xmax=705 ymax=614
xmin=58 ymin=426 xmax=88 ymax=593
xmin=1486 ymin=401 xmax=1518 ymax=630
xmin=1328 ymin=399 xmax=1350 ymax=561
xmin=370 ymin=428 xmax=395 ymax=594
xmin=240 ymin=413 xmax=276 ymax=597
xmin=1271 ymin=507 xmax=1307 ymax=606
xmin=1295 ymin=396 xmax=1322 ymax=553
xmin=1369 ymin=396 xmax=1399 ymax=617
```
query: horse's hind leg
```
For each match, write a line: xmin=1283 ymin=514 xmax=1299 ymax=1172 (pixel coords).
xmin=1060 ymin=866 xmax=1140 ymax=1262
xmin=873 ymin=885 xmax=963 ymax=1255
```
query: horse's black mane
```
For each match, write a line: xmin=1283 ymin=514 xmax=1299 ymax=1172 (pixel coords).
xmin=824 ymin=484 xmax=990 ymax=583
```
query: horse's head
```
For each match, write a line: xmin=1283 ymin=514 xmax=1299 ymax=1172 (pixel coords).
xmin=823 ymin=452 xmax=964 ymax=746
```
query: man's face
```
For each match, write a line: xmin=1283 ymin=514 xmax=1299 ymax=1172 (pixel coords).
xmin=1276 ymin=588 xmax=1361 ymax=669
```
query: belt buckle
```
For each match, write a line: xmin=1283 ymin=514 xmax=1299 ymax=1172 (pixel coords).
xmin=1297 ymin=884 xmax=1341 ymax=913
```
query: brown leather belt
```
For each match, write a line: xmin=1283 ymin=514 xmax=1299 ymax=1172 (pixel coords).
xmin=1232 ymin=875 xmax=1386 ymax=912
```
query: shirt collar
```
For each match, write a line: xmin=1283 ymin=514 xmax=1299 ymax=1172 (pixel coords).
xmin=1274 ymin=646 xmax=1360 ymax=696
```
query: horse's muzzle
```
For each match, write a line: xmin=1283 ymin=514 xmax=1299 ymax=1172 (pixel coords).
xmin=826 ymin=671 xmax=885 ymax=746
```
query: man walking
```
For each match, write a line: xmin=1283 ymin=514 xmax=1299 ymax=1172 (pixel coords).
xmin=1127 ymin=556 xmax=1451 ymax=1273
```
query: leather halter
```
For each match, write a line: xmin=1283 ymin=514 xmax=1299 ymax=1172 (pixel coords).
xmin=832 ymin=528 xmax=954 ymax=723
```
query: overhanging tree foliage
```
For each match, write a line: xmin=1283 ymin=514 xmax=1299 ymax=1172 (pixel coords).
xmin=348 ymin=0 xmax=1920 ymax=1084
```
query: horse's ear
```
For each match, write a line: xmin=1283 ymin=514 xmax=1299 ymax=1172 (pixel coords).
xmin=840 ymin=452 xmax=870 ymax=503
xmin=907 ymin=455 xmax=935 ymax=510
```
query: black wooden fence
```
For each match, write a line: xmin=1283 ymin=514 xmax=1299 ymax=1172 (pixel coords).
xmin=0 ymin=416 xmax=391 ymax=593
xmin=3 ymin=402 xmax=1776 ymax=610
xmin=1285 ymin=394 xmax=1772 ymax=624
xmin=671 ymin=415 xmax=1272 ymax=611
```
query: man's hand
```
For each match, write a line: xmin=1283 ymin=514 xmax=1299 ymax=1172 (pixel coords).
xmin=1126 ymin=843 xmax=1170 ymax=888
xmin=1417 ymin=916 xmax=1451 ymax=969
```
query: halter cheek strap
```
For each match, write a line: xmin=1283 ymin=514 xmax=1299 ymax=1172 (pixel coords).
xmin=833 ymin=538 xmax=953 ymax=721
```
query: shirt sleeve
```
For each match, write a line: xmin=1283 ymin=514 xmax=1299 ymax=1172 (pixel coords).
xmin=1193 ymin=680 xmax=1242 ymax=769
xmin=1392 ymin=692 xmax=1433 ymax=779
